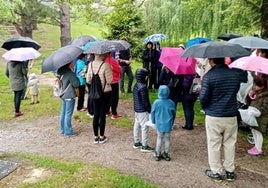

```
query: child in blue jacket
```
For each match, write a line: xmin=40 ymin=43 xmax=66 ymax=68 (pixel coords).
xmin=151 ymin=85 xmax=176 ymax=161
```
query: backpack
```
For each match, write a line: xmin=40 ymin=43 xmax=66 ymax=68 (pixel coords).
xmin=53 ymin=75 xmax=70 ymax=98
xmin=88 ymin=62 xmax=105 ymax=99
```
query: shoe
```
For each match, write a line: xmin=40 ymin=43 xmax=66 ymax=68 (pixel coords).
xmin=111 ymin=114 xmax=123 ymax=119
xmin=182 ymin=126 xmax=193 ymax=130
xmin=78 ymin=107 xmax=87 ymax=112
xmin=94 ymin=137 xmax=99 ymax=144
xmin=226 ymin=171 xmax=235 ymax=182
xmin=106 ymin=111 xmax=111 ymax=116
xmin=87 ymin=113 xmax=94 ymax=118
xmin=65 ymin=132 xmax=78 ymax=137
xmin=161 ymin=152 xmax=170 ymax=161
xmin=247 ymin=134 xmax=255 ymax=145
xmin=14 ymin=111 xmax=24 ymax=117
xmin=154 ymin=152 xmax=161 ymax=161
xmin=141 ymin=145 xmax=154 ymax=152
xmin=205 ymin=169 xmax=222 ymax=182
xmin=133 ymin=142 xmax=142 ymax=149
xmin=99 ymin=136 xmax=107 ymax=144
xmin=30 ymin=102 xmax=34 ymax=105
xmin=248 ymin=147 xmax=263 ymax=156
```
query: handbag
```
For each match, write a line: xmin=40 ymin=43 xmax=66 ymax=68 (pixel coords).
xmin=189 ymin=75 xmax=201 ymax=94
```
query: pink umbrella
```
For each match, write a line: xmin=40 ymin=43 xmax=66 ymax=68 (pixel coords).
xmin=159 ymin=47 xmax=197 ymax=75
xmin=229 ymin=56 xmax=268 ymax=75
xmin=2 ymin=47 xmax=41 ymax=61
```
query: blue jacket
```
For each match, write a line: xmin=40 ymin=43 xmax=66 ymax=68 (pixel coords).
xmin=199 ymin=64 xmax=240 ymax=117
xmin=75 ymin=59 xmax=86 ymax=85
xmin=151 ymin=85 xmax=176 ymax=133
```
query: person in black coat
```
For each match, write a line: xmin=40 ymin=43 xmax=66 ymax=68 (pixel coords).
xmin=141 ymin=41 xmax=158 ymax=90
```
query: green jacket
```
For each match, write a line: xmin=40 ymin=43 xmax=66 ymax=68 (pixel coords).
xmin=6 ymin=61 xmax=27 ymax=91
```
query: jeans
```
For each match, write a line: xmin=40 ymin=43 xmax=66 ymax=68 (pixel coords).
xmin=182 ymin=99 xmax=196 ymax=128
xmin=14 ymin=90 xmax=24 ymax=113
xmin=60 ymin=98 xmax=75 ymax=135
xmin=155 ymin=131 xmax=170 ymax=155
xmin=120 ymin=66 xmax=133 ymax=93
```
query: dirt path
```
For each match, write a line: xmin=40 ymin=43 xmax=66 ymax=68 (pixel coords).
xmin=0 ymin=72 xmax=268 ymax=187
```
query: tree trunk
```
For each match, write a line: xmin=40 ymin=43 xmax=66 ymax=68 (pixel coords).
xmin=60 ymin=1 xmax=71 ymax=47
xmin=261 ymin=0 xmax=268 ymax=39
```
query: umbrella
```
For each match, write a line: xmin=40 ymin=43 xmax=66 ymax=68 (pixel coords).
xmin=229 ymin=56 xmax=268 ymax=75
xmin=2 ymin=47 xmax=41 ymax=61
xmin=159 ymin=47 xmax=197 ymax=75
xmin=69 ymin=35 xmax=97 ymax=47
xmin=143 ymin=33 xmax=167 ymax=43
xmin=84 ymin=40 xmax=130 ymax=54
xmin=181 ymin=41 xmax=251 ymax=58
xmin=2 ymin=36 xmax=41 ymax=50
xmin=42 ymin=45 xmax=83 ymax=73
xmin=217 ymin=33 xmax=242 ymax=41
xmin=228 ymin=36 xmax=268 ymax=49
xmin=185 ymin=37 xmax=211 ymax=48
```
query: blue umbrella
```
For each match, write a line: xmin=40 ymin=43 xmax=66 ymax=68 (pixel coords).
xmin=186 ymin=37 xmax=211 ymax=48
xmin=143 ymin=33 xmax=167 ymax=43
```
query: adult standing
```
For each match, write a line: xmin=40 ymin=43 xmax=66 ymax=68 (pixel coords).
xmin=6 ymin=61 xmax=27 ymax=117
xmin=155 ymin=42 xmax=162 ymax=89
xmin=57 ymin=62 xmax=80 ymax=137
xmin=142 ymin=41 xmax=158 ymax=90
xmin=199 ymin=58 xmax=240 ymax=182
xmin=181 ymin=74 xmax=199 ymax=130
xmin=87 ymin=53 xmax=112 ymax=144
xmin=117 ymin=38 xmax=133 ymax=93
xmin=105 ymin=52 xmax=122 ymax=119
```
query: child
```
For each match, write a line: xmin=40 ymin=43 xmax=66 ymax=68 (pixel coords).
xmin=246 ymin=76 xmax=268 ymax=156
xmin=133 ymin=68 xmax=154 ymax=152
xmin=27 ymin=73 xmax=40 ymax=104
xmin=151 ymin=85 xmax=176 ymax=161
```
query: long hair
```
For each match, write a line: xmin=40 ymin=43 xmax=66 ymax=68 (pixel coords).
xmin=254 ymin=75 xmax=268 ymax=90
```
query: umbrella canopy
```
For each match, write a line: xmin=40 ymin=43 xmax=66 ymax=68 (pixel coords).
xmin=69 ymin=35 xmax=97 ymax=47
xmin=42 ymin=45 xmax=83 ymax=73
xmin=228 ymin=36 xmax=268 ymax=49
xmin=143 ymin=33 xmax=167 ymax=43
xmin=159 ymin=47 xmax=197 ymax=75
xmin=185 ymin=37 xmax=211 ymax=48
xmin=84 ymin=40 xmax=130 ymax=54
xmin=2 ymin=47 xmax=41 ymax=61
xmin=2 ymin=36 xmax=41 ymax=50
xmin=181 ymin=41 xmax=251 ymax=58
xmin=217 ymin=33 xmax=242 ymax=41
xmin=229 ymin=56 xmax=268 ymax=75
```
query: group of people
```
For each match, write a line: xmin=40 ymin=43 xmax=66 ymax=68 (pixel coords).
xmin=5 ymin=37 xmax=268 ymax=184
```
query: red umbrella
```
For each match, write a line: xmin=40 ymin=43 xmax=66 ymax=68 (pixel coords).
xmin=159 ymin=47 xmax=197 ymax=75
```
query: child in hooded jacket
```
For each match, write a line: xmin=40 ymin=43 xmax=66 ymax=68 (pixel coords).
xmin=27 ymin=73 xmax=40 ymax=104
xmin=151 ymin=85 xmax=176 ymax=161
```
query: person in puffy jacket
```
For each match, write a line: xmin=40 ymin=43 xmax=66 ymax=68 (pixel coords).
xmin=151 ymin=85 xmax=176 ymax=161
xmin=132 ymin=68 xmax=154 ymax=152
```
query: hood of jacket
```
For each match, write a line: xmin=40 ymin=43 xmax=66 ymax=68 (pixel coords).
xmin=136 ymin=68 xmax=149 ymax=83
xmin=158 ymin=85 xmax=170 ymax=99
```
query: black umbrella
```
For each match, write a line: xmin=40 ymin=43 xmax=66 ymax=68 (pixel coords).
xmin=217 ymin=33 xmax=242 ymax=41
xmin=84 ymin=40 xmax=131 ymax=54
xmin=2 ymin=36 xmax=41 ymax=50
xmin=70 ymin=35 xmax=97 ymax=47
xmin=41 ymin=45 xmax=83 ymax=73
xmin=181 ymin=41 xmax=250 ymax=58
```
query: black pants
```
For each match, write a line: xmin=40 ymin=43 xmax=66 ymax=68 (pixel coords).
xmin=93 ymin=92 xmax=111 ymax=137
xmin=87 ymin=84 xmax=94 ymax=115
xmin=77 ymin=85 xmax=86 ymax=110
xmin=109 ymin=83 xmax=119 ymax=115
xmin=14 ymin=90 xmax=23 ymax=113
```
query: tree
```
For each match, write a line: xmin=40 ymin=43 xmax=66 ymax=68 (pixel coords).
xmin=59 ymin=0 xmax=71 ymax=46
xmin=102 ymin=0 xmax=145 ymax=57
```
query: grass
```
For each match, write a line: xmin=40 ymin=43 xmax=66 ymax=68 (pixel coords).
xmin=0 ymin=153 xmax=157 ymax=188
